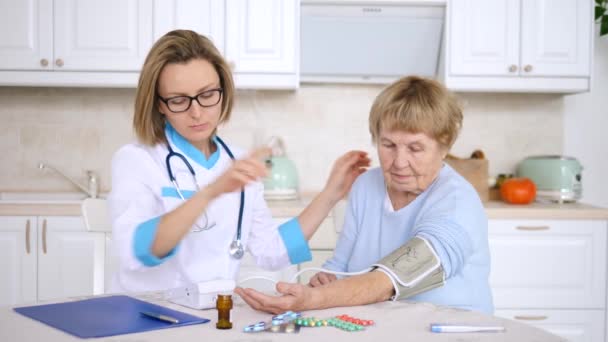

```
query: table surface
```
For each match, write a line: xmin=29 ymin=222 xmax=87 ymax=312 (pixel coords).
xmin=0 ymin=293 xmax=565 ymax=342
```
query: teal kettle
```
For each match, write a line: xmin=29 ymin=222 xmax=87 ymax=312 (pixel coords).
xmin=263 ymin=137 xmax=299 ymax=200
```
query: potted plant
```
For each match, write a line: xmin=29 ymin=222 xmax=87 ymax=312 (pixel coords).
xmin=597 ymin=0 xmax=608 ymax=36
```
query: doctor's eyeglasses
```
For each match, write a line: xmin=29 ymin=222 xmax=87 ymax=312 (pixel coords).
xmin=158 ymin=88 xmax=223 ymax=113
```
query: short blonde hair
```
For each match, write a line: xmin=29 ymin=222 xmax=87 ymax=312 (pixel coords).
xmin=369 ymin=76 xmax=462 ymax=150
xmin=133 ymin=30 xmax=235 ymax=145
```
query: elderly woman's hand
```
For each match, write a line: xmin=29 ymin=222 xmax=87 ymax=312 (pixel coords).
xmin=323 ymin=150 xmax=370 ymax=202
xmin=308 ymin=272 xmax=337 ymax=287
xmin=234 ymin=282 xmax=318 ymax=314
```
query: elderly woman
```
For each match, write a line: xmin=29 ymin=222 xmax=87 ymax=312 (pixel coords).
xmin=236 ymin=76 xmax=493 ymax=314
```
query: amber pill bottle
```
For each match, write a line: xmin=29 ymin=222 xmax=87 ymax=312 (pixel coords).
xmin=216 ymin=294 xmax=233 ymax=329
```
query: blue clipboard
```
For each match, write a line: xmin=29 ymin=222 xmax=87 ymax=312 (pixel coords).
xmin=14 ymin=295 xmax=210 ymax=338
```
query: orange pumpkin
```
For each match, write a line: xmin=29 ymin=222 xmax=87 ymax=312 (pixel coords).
xmin=500 ymin=178 xmax=537 ymax=204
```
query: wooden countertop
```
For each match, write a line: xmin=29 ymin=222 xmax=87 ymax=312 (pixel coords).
xmin=1 ymin=196 xmax=608 ymax=220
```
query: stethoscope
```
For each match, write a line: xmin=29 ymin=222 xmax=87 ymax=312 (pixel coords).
xmin=165 ymin=136 xmax=245 ymax=259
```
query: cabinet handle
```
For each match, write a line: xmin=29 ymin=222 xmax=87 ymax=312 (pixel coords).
xmin=508 ymin=64 xmax=517 ymax=72
xmin=42 ymin=219 xmax=47 ymax=254
xmin=55 ymin=58 xmax=64 ymax=67
xmin=523 ymin=64 xmax=533 ymax=72
xmin=40 ymin=59 xmax=49 ymax=67
xmin=25 ymin=219 xmax=31 ymax=254
xmin=514 ymin=315 xmax=548 ymax=321
xmin=516 ymin=225 xmax=549 ymax=231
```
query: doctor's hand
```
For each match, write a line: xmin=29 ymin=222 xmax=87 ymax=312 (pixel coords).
xmin=308 ymin=271 xmax=337 ymax=287
xmin=206 ymin=147 xmax=271 ymax=198
xmin=323 ymin=150 xmax=371 ymax=202
xmin=235 ymin=282 xmax=319 ymax=314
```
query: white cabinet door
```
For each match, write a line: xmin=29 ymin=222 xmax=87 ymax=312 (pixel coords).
xmin=104 ymin=234 xmax=119 ymax=293
xmin=0 ymin=0 xmax=53 ymax=70
xmin=37 ymin=216 xmax=105 ymax=301
xmin=520 ymin=0 xmax=591 ymax=77
xmin=496 ymin=309 xmax=605 ymax=342
xmin=0 ymin=217 xmax=37 ymax=306
xmin=53 ymin=0 xmax=153 ymax=71
xmin=153 ymin=0 xmax=224 ymax=53
xmin=225 ymin=0 xmax=298 ymax=88
xmin=448 ymin=0 xmax=520 ymax=76
xmin=489 ymin=220 xmax=607 ymax=309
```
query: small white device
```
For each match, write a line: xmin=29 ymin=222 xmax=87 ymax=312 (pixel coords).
xmin=165 ymin=279 xmax=236 ymax=310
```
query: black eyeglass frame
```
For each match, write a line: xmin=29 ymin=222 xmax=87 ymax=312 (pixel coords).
xmin=158 ymin=88 xmax=224 ymax=113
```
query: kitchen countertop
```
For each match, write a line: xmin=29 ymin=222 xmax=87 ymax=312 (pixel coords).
xmin=1 ymin=193 xmax=608 ymax=220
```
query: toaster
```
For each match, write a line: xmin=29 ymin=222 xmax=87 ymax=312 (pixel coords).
xmin=517 ymin=155 xmax=583 ymax=203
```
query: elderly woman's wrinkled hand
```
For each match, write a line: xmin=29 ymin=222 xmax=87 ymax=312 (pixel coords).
xmin=308 ymin=271 xmax=337 ymax=287
xmin=324 ymin=150 xmax=371 ymax=202
xmin=234 ymin=282 xmax=316 ymax=314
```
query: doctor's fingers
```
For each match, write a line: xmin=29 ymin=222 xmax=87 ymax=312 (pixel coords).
xmin=308 ymin=272 xmax=326 ymax=287
xmin=248 ymin=146 xmax=272 ymax=162
xmin=232 ymin=159 xmax=268 ymax=179
xmin=309 ymin=272 xmax=336 ymax=287
xmin=317 ymin=272 xmax=337 ymax=285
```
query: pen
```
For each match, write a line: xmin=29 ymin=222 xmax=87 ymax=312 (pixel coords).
xmin=430 ymin=323 xmax=505 ymax=333
xmin=140 ymin=311 xmax=180 ymax=324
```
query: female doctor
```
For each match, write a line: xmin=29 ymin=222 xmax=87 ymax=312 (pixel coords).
xmin=108 ymin=30 xmax=370 ymax=293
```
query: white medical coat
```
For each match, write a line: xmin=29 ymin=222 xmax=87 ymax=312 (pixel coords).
xmin=107 ymin=135 xmax=298 ymax=293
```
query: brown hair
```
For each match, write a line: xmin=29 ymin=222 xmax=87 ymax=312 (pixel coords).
xmin=133 ymin=30 xmax=235 ymax=145
xmin=369 ymin=76 xmax=463 ymax=150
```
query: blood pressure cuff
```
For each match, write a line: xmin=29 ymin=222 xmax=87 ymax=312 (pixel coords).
xmin=372 ymin=237 xmax=445 ymax=300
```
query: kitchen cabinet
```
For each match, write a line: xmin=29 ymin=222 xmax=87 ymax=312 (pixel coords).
xmin=489 ymin=219 xmax=607 ymax=342
xmin=0 ymin=217 xmax=37 ymax=306
xmin=153 ymin=0 xmax=224 ymax=53
xmin=0 ymin=0 xmax=153 ymax=87
xmin=0 ymin=0 xmax=299 ymax=89
xmin=0 ymin=215 xmax=104 ymax=306
xmin=444 ymin=0 xmax=593 ymax=93
xmin=495 ymin=309 xmax=605 ymax=342
xmin=225 ymin=0 xmax=299 ymax=89
xmin=155 ymin=0 xmax=299 ymax=89
xmin=36 ymin=216 xmax=105 ymax=302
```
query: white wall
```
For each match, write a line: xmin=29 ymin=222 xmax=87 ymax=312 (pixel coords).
xmin=564 ymin=33 xmax=608 ymax=207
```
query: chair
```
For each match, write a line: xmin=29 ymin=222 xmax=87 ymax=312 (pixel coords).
xmin=81 ymin=198 xmax=116 ymax=295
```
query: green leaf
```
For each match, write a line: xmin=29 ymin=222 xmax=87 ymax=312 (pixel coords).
xmin=597 ymin=0 xmax=605 ymax=6
xmin=602 ymin=15 xmax=608 ymax=36
xmin=597 ymin=6 xmax=606 ymax=20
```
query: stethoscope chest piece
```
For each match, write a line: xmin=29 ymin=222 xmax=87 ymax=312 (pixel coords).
xmin=229 ymin=239 xmax=244 ymax=259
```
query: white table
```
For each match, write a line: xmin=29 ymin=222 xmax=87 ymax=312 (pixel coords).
xmin=0 ymin=294 xmax=565 ymax=342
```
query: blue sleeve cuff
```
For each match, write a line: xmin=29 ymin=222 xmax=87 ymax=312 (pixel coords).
xmin=133 ymin=216 xmax=179 ymax=267
xmin=278 ymin=218 xmax=312 ymax=264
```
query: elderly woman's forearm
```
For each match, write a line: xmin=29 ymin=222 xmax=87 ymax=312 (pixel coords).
xmin=311 ymin=271 xmax=394 ymax=309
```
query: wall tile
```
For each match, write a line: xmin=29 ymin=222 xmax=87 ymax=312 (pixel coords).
xmin=0 ymin=84 xmax=563 ymax=192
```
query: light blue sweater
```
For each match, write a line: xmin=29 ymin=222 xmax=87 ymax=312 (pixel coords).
xmin=323 ymin=165 xmax=494 ymax=314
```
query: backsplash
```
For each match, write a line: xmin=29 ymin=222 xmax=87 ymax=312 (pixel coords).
xmin=0 ymin=85 xmax=563 ymax=193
